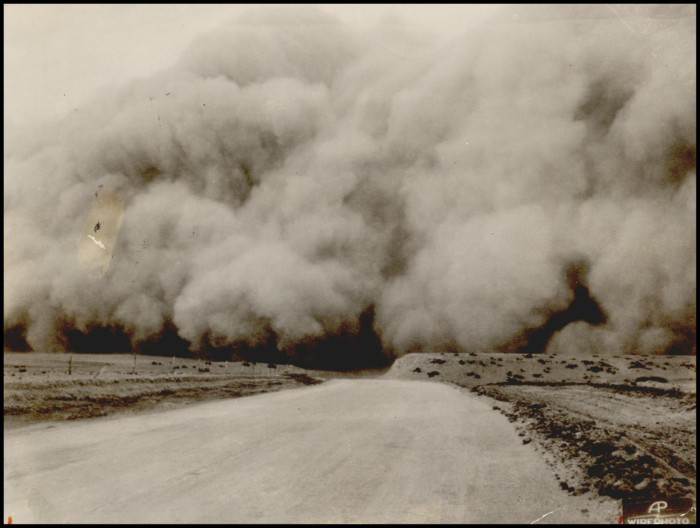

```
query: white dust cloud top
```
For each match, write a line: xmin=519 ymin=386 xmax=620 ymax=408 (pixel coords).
xmin=4 ymin=5 xmax=696 ymax=358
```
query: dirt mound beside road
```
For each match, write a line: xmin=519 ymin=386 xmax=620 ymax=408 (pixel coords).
xmin=386 ymin=351 xmax=695 ymax=388
xmin=474 ymin=383 xmax=695 ymax=501
xmin=387 ymin=352 xmax=696 ymax=503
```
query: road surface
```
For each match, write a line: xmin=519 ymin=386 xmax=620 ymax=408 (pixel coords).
xmin=4 ymin=379 xmax=615 ymax=523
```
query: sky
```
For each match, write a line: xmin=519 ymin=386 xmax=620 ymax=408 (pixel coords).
xmin=4 ymin=4 xmax=502 ymax=131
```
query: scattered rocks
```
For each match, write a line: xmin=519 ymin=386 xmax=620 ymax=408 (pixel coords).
xmin=471 ymin=383 xmax=695 ymax=502
xmin=634 ymin=478 xmax=651 ymax=491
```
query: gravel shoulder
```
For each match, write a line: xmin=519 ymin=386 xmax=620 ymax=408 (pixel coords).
xmin=388 ymin=352 xmax=696 ymax=504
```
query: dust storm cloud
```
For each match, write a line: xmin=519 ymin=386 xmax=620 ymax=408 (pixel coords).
xmin=4 ymin=5 xmax=696 ymax=365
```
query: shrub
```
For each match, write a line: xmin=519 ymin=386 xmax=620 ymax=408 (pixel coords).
xmin=635 ymin=376 xmax=668 ymax=383
xmin=628 ymin=360 xmax=648 ymax=370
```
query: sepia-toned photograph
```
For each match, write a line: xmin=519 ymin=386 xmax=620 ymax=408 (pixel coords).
xmin=4 ymin=3 xmax=696 ymax=524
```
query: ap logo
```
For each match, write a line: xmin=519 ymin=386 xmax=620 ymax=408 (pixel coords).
xmin=622 ymin=497 xmax=694 ymax=524
xmin=648 ymin=501 xmax=668 ymax=516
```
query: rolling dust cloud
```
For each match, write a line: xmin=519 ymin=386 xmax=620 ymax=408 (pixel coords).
xmin=4 ymin=5 xmax=696 ymax=367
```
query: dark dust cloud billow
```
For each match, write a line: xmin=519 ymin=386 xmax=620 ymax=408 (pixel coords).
xmin=3 ymin=5 xmax=696 ymax=367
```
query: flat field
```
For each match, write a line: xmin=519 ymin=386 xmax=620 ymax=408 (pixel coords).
xmin=4 ymin=352 xmax=322 ymax=428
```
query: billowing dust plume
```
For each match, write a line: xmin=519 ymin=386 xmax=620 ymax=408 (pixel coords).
xmin=4 ymin=5 xmax=696 ymax=366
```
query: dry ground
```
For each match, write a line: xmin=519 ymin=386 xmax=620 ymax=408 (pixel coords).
xmin=4 ymin=352 xmax=322 ymax=428
xmin=5 ymin=379 xmax=619 ymax=523
xmin=4 ymin=350 xmax=696 ymax=517
xmin=387 ymin=352 xmax=696 ymax=503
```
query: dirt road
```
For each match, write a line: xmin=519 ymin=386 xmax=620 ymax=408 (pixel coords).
xmin=4 ymin=379 xmax=616 ymax=523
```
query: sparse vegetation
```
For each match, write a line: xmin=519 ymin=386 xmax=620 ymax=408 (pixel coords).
xmin=4 ymin=353 xmax=325 ymax=427
xmin=629 ymin=360 xmax=649 ymax=370
xmin=388 ymin=351 xmax=696 ymax=503
xmin=473 ymin=382 xmax=695 ymax=501
xmin=635 ymin=376 xmax=668 ymax=384
xmin=283 ymin=373 xmax=322 ymax=386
